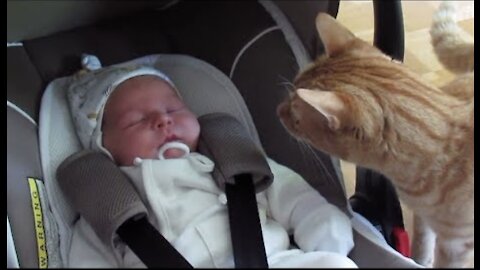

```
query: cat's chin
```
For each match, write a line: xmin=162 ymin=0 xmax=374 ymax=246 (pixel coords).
xmin=276 ymin=101 xmax=289 ymax=118
xmin=277 ymin=101 xmax=298 ymax=134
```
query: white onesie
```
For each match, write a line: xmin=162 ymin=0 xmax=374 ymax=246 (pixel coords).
xmin=68 ymin=153 xmax=357 ymax=268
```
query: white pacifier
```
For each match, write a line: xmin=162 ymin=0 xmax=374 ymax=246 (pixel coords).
xmin=132 ymin=141 xmax=190 ymax=165
xmin=157 ymin=141 xmax=190 ymax=160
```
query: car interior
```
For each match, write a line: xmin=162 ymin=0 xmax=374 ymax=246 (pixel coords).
xmin=7 ymin=0 xmax=421 ymax=268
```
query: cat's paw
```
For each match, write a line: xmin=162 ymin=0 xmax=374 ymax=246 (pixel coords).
xmin=412 ymin=251 xmax=434 ymax=267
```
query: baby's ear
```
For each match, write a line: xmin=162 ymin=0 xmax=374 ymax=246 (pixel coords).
xmin=315 ymin=13 xmax=356 ymax=57
xmin=296 ymin=88 xmax=348 ymax=131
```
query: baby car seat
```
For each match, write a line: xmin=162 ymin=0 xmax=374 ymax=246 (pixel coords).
xmin=7 ymin=0 xmax=419 ymax=268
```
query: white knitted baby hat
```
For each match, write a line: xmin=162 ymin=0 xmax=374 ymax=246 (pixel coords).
xmin=67 ymin=54 xmax=177 ymax=155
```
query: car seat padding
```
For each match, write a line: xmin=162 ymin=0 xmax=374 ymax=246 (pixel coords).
xmin=7 ymin=105 xmax=44 ymax=267
xmin=39 ymin=54 xmax=263 ymax=264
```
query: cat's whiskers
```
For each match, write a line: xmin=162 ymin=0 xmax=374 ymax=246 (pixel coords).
xmin=292 ymin=138 xmax=338 ymax=185
xmin=301 ymin=141 xmax=338 ymax=185
xmin=278 ymin=118 xmax=336 ymax=185
xmin=277 ymin=75 xmax=295 ymax=94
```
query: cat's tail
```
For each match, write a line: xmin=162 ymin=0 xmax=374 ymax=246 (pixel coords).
xmin=430 ymin=1 xmax=474 ymax=74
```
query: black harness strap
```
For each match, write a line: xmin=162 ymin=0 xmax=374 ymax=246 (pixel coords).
xmin=197 ymin=113 xmax=271 ymax=268
xmin=116 ymin=174 xmax=269 ymax=269
xmin=225 ymin=174 xmax=269 ymax=268
xmin=117 ymin=217 xmax=193 ymax=268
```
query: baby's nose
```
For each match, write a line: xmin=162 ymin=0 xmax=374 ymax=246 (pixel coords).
xmin=152 ymin=112 xmax=172 ymax=129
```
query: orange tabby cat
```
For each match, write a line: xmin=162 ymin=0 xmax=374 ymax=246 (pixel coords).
xmin=277 ymin=4 xmax=473 ymax=268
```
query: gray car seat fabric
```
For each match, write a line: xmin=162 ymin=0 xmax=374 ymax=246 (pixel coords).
xmin=7 ymin=0 xmax=176 ymax=43
xmin=13 ymin=0 xmax=347 ymax=210
xmin=7 ymin=103 xmax=61 ymax=268
xmin=7 ymin=46 xmax=44 ymax=122
xmin=39 ymin=54 xmax=267 ymax=265
xmin=266 ymin=0 xmax=339 ymax=60
xmin=7 ymin=104 xmax=42 ymax=268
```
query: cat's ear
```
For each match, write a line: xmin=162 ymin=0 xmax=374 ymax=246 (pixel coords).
xmin=315 ymin=13 xmax=356 ymax=57
xmin=296 ymin=88 xmax=346 ymax=130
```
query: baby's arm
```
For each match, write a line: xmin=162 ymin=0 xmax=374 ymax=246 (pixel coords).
xmin=265 ymin=158 xmax=354 ymax=255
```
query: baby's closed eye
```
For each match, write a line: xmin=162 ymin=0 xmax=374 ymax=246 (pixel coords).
xmin=165 ymin=96 xmax=187 ymax=113
xmin=167 ymin=104 xmax=186 ymax=114
xmin=121 ymin=112 xmax=146 ymax=129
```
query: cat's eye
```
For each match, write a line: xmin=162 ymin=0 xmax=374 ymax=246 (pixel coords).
xmin=352 ymin=127 xmax=363 ymax=140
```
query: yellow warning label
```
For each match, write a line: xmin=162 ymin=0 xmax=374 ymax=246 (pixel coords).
xmin=28 ymin=178 xmax=48 ymax=269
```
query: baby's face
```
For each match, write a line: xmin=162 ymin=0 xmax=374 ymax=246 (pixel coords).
xmin=102 ymin=75 xmax=200 ymax=166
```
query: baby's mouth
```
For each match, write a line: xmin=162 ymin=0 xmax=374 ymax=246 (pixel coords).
xmin=161 ymin=148 xmax=187 ymax=159
xmin=164 ymin=134 xmax=179 ymax=143
xmin=157 ymin=141 xmax=190 ymax=160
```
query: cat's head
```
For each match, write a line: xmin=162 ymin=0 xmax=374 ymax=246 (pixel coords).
xmin=278 ymin=13 xmax=406 ymax=165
